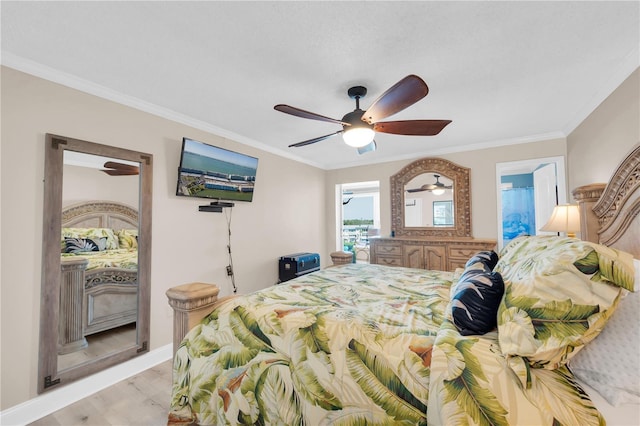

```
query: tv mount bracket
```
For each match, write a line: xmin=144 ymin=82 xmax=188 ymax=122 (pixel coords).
xmin=198 ymin=201 xmax=235 ymax=213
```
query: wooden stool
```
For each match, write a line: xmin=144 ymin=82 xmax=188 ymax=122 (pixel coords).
xmin=330 ymin=251 xmax=354 ymax=266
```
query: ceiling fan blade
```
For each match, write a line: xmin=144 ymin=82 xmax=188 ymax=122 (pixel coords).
xmin=374 ymin=119 xmax=452 ymax=136
xmin=407 ymin=183 xmax=441 ymax=193
xmin=275 ymin=104 xmax=349 ymax=126
xmin=102 ymin=169 xmax=138 ymax=176
xmin=288 ymin=131 xmax=343 ymax=148
xmin=357 ymin=140 xmax=377 ymax=155
xmin=103 ymin=161 xmax=139 ymax=173
xmin=362 ymin=75 xmax=429 ymax=124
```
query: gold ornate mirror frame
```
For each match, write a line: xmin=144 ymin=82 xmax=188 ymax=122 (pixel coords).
xmin=391 ymin=157 xmax=472 ymax=238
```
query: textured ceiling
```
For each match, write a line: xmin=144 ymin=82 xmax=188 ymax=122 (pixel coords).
xmin=2 ymin=1 xmax=639 ymax=170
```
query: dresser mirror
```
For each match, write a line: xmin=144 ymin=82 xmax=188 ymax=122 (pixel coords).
xmin=38 ymin=134 xmax=152 ymax=393
xmin=390 ymin=157 xmax=471 ymax=237
xmin=404 ymin=174 xmax=454 ymax=227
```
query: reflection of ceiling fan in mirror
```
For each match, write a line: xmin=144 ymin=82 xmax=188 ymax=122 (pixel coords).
xmin=102 ymin=161 xmax=139 ymax=176
xmin=406 ymin=174 xmax=452 ymax=195
xmin=274 ymin=75 xmax=452 ymax=154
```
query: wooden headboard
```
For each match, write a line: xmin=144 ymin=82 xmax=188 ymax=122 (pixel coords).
xmin=573 ymin=143 xmax=640 ymax=258
xmin=62 ymin=200 xmax=138 ymax=230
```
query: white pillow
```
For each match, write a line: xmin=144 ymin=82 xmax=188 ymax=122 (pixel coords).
xmin=570 ymin=268 xmax=640 ymax=406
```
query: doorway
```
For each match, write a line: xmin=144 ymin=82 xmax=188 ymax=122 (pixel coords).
xmin=496 ymin=157 xmax=567 ymax=249
xmin=336 ymin=181 xmax=380 ymax=263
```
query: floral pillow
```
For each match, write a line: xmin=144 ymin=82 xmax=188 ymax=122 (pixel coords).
xmin=63 ymin=237 xmax=107 ymax=253
xmin=115 ymin=229 xmax=138 ymax=249
xmin=494 ymin=235 xmax=635 ymax=369
xmin=61 ymin=227 xmax=118 ymax=251
xmin=450 ymin=267 xmax=505 ymax=336
xmin=464 ymin=250 xmax=499 ymax=270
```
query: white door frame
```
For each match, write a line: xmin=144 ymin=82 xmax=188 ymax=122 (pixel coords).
xmin=495 ymin=156 xmax=567 ymax=250
xmin=336 ymin=181 xmax=380 ymax=251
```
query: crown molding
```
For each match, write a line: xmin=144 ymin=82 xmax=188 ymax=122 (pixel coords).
xmin=1 ymin=53 xmax=323 ymax=169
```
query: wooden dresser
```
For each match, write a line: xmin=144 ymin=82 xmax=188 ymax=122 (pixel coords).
xmin=370 ymin=237 xmax=496 ymax=272
xmin=378 ymin=156 xmax=497 ymax=272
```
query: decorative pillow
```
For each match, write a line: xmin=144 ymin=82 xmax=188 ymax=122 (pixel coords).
xmin=450 ymin=267 xmax=505 ymax=336
xmin=464 ymin=250 xmax=499 ymax=270
xmin=63 ymin=237 xmax=107 ymax=253
xmin=570 ymin=288 xmax=640 ymax=406
xmin=116 ymin=229 xmax=138 ymax=249
xmin=61 ymin=227 xmax=119 ymax=251
xmin=494 ymin=235 xmax=636 ymax=369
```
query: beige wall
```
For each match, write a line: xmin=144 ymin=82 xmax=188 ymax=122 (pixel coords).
xmin=325 ymin=138 xmax=567 ymax=250
xmin=2 ymin=63 xmax=637 ymax=411
xmin=0 ymin=67 xmax=327 ymax=409
xmin=567 ymin=68 xmax=639 ymax=190
xmin=63 ymin=164 xmax=139 ymax=208
xmin=326 ymin=67 xmax=639 ymax=253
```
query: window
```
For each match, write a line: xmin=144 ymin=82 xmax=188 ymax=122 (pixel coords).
xmin=433 ymin=200 xmax=453 ymax=226
xmin=336 ymin=181 xmax=380 ymax=263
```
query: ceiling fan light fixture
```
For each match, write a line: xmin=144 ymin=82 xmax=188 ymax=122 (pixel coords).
xmin=275 ymin=76 xmax=451 ymax=151
xmin=343 ymin=127 xmax=375 ymax=148
xmin=432 ymin=188 xmax=445 ymax=196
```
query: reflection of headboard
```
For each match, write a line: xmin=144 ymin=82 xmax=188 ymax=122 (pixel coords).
xmin=59 ymin=200 xmax=140 ymax=339
xmin=574 ymin=144 xmax=639 ymax=258
xmin=62 ymin=201 xmax=138 ymax=230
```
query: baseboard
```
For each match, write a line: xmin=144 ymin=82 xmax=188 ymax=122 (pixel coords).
xmin=0 ymin=344 xmax=172 ymax=426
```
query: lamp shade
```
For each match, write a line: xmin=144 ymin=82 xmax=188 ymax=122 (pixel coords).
xmin=342 ymin=127 xmax=375 ymax=148
xmin=539 ymin=204 xmax=580 ymax=237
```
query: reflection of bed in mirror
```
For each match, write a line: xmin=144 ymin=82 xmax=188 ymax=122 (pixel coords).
xmin=58 ymin=201 xmax=138 ymax=355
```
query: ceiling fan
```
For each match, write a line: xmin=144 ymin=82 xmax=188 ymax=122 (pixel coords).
xmin=406 ymin=174 xmax=452 ymax=195
xmin=101 ymin=161 xmax=139 ymax=176
xmin=274 ymin=75 xmax=451 ymax=154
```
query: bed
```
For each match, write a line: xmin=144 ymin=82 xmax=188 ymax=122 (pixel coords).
xmin=167 ymin=144 xmax=639 ymax=425
xmin=58 ymin=201 xmax=139 ymax=354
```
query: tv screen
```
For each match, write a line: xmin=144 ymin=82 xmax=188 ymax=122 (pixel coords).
xmin=176 ymin=138 xmax=259 ymax=202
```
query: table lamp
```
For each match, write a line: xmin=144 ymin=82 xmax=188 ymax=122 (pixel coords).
xmin=539 ymin=204 xmax=580 ymax=238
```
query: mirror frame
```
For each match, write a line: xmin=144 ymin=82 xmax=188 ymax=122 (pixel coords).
xmin=391 ymin=157 xmax=472 ymax=238
xmin=38 ymin=134 xmax=153 ymax=393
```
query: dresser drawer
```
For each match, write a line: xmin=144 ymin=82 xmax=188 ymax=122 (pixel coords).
xmin=370 ymin=238 xmax=496 ymax=272
xmin=375 ymin=256 xmax=404 ymax=267
xmin=448 ymin=246 xmax=481 ymax=260
xmin=375 ymin=244 xmax=402 ymax=256
xmin=448 ymin=259 xmax=469 ymax=271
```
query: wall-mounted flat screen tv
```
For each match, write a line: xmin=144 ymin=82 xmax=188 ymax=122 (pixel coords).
xmin=176 ymin=137 xmax=259 ymax=202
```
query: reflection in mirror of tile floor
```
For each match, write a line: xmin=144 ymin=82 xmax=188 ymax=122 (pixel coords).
xmin=28 ymin=360 xmax=172 ymax=426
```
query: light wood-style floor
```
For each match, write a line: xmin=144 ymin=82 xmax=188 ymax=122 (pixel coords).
xmin=58 ymin=324 xmax=137 ymax=371
xmin=28 ymin=361 xmax=172 ymax=426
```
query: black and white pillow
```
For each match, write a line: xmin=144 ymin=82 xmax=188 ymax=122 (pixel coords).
xmin=63 ymin=237 xmax=107 ymax=253
xmin=451 ymin=267 xmax=505 ymax=336
xmin=464 ymin=250 xmax=499 ymax=271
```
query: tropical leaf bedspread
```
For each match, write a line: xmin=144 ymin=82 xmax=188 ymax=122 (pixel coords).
xmin=168 ymin=254 xmax=618 ymax=426
xmin=61 ymin=248 xmax=138 ymax=271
